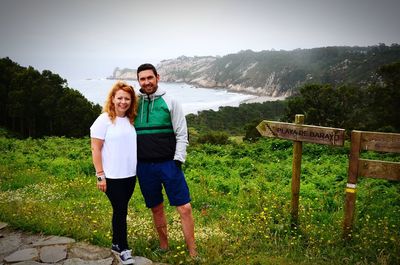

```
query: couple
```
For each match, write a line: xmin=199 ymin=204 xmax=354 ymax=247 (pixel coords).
xmin=90 ymin=64 xmax=197 ymax=264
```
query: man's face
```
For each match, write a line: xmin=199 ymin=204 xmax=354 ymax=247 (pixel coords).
xmin=138 ymin=69 xmax=159 ymax=95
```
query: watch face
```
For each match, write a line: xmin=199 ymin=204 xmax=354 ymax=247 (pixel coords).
xmin=97 ymin=177 xmax=103 ymax=181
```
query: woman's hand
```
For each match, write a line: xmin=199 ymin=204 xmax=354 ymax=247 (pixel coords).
xmin=97 ymin=179 xmax=107 ymax=192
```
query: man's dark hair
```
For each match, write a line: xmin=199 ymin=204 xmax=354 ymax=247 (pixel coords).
xmin=137 ymin=63 xmax=158 ymax=78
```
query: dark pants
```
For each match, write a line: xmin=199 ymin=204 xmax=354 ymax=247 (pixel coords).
xmin=105 ymin=176 xmax=136 ymax=250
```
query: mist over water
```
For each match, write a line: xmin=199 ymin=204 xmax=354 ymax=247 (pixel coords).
xmin=69 ymin=79 xmax=257 ymax=115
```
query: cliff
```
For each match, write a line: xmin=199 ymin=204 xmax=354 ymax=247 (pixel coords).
xmin=108 ymin=67 xmax=137 ymax=80
xmin=109 ymin=44 xmax=400 ymax=97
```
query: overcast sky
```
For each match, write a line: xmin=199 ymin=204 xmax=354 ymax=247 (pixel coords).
xmin=1 ymin=0 xmax=399 ymax=80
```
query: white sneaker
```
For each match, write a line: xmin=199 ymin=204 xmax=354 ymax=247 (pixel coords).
xmin=119 ymin=249 xmax=134 ymax=265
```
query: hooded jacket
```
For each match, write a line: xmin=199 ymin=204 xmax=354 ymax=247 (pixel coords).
xmin=135 ymin=87 xmax=188 ymax=163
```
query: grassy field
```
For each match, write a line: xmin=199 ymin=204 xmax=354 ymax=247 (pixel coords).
xmin=0 ymin=134 xmax=399 ymax=264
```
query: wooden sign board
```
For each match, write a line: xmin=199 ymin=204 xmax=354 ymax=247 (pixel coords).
xmin=343 ymin=130 xmax=400 ymax=238
xmin=359 ymin=131 xmax=400 ymax=153
xmin=358 ymin=159 xmax=400 ymax=181
xmin=257 ymin=120 xmax=345 ymax=146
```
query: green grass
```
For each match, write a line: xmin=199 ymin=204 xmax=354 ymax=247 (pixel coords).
xmin=0 ymin=136 xmax=399 ymax=264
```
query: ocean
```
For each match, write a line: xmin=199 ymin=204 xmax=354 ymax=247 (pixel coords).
xmin=68 ymin=79 xmax=263 ymax=115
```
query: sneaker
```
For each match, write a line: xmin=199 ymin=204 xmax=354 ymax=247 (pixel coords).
xmin=119 ymin=249 xmax=134 ymax=265
xmin=111 ymin=244 xmax=121 ymax=253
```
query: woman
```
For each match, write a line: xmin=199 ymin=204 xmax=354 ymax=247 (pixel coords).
xmin=90 ymin=81 xmax=138 ymax=265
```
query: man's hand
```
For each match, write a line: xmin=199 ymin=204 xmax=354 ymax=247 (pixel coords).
xmin=174 ymin=160 xmax=182 ymax=170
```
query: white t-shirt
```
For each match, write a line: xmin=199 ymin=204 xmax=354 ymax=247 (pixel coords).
xmin=90 ymin=112 xmax=137 ymax=179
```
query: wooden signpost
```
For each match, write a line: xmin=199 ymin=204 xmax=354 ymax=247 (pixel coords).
xmin=256 ymin=118 xmax=345 ymax=146
xmin=257 ymin=114 xmax=345 ymax=225
xmin=343 ymin=130 xmax=400 ymax=239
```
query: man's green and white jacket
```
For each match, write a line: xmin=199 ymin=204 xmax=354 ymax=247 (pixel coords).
xmin=135 ymin=87 xmax=188 ymax=163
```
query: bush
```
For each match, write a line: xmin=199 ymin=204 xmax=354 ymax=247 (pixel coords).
xmin=197 ymin=131 xmax=230 ymax=145
xmin=243 ymin=120 xmax=262 ymax=142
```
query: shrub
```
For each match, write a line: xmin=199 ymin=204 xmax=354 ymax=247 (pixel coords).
xmin=197 ymin=131 xmax=230 ymax=145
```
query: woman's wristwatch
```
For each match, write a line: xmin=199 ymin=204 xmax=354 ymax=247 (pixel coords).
xmin=96 ymin=171 xmax=105 ymax=181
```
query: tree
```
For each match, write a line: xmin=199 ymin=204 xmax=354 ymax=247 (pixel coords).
xmin=0 ymin=58 xmax=24 ymax=129
xmin=53 ymin=89 xmax=101 ymax=137
xmin=284 ymin=84 xmax=368 ymax=132
xmin=366 ymin=62 xmax=400 ymax=132
xmin=0 ymin=57 xmax=101 ymax=138
xmin=284 ymin=61 xmax=400 ymax=133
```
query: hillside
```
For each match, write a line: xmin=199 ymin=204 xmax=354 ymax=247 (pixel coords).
xmin=1 ymin=135 xmax=399 ymax=264
xmin=109 ymin=44 xmax=400 ymax=97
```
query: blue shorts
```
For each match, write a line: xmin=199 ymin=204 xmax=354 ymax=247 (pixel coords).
xmin=137 ymin=160 xmax=191 ymax=208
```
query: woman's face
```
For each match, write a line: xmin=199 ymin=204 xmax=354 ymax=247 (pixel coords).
xmin=112 ymin=89 xmax=131 ymax=117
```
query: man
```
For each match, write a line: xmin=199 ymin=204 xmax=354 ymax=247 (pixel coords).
xmin=134 ymin=63 xmax=197 ymax=258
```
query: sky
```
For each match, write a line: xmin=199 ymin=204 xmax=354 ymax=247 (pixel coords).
xmin=1 ymin=0 xmax=400 ymax=81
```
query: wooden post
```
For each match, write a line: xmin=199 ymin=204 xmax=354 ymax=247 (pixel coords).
xmin=291 ymin=114 xmax=304 ymax=226
xmin=342 ymin=130 xmax=400 ymax=238
xmin=256 ymin=117 xmax=345 ymax=228
xmin=343 ymin=131 xmax=361 ymax=239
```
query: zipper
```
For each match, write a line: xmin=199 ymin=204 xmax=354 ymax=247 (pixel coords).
xmin=146 ymin=94 xmax=150 ymax=123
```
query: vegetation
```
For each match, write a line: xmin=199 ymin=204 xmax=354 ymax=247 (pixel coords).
xmin=0 ymin=134 xmax=398 ymax=264
xmin=2 ymin=51 xmax=399 ymax=139
xmin=186 ymin=100 xmax=286 ymax=135
xmin=0 ymin=57 xmax=101 ymax=138
xmin=284 ymin=61 xmax=400 ymax=133
xmin=1 ymin=49 xmax=399 ymax=264
xmin=159 ymin=44 xmax=400 ymax=96
xmin=187 ymin=61 xmax=399 ymax=139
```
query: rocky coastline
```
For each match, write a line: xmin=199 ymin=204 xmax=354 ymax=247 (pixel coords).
xmin=108 ymin=45 xmax=400 ymax=99
xmin=107 ymin=68 xmax=289 ymax=99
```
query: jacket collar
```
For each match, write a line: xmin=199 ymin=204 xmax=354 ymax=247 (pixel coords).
xmin=138 ymin=87 xmax=166 ymax=100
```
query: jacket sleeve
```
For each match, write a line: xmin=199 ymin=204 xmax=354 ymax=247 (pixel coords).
xmin=169 ymin=98 xmax=189 ymax=163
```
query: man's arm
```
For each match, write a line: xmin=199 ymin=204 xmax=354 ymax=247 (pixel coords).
xmin=170 ymin=98 xmax=188 ymax=163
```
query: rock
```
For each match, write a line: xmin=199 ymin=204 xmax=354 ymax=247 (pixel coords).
xmin=69 ymin=242 xmax=112 ymax=260
xmin=13 ymin=261 xmax=52 ymax=265
xmin=4 ymin=248 xmax=38 ymax=263
xmin=0 ymin=222 xmax=169 ymax=265
xmin=0 ymin=222 xmax=7 ymax=230
xmin=132 ymin=256 xmax=153 ymax=265
xmin=32 ymin=235 xmax=75 ymax=246
xmin=63 ymin=257 xmax=114 ymax=265
xmin=40 ymin=245 xmax=67 ymax=263
xmin=0 ymin=233 xmax=22 ymax=254
xmin=22 ymin=234 xmax=47 ymax=246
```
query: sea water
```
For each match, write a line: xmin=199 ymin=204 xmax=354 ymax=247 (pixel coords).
xmin=68 ymin=79 xmax=257 ymax=115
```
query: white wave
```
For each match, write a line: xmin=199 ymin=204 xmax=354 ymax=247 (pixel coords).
xmin=70 ymin=80 xmax=267 ymax=115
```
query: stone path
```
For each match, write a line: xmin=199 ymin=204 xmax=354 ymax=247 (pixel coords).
xmin=0 ymin=222 xmax=168 ymax=265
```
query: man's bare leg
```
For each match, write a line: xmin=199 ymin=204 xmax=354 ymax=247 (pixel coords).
xmin=177 ymin=203 xmax=197 ymax=257
xmin=151 ymin=202 xmax=168 ymax=250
